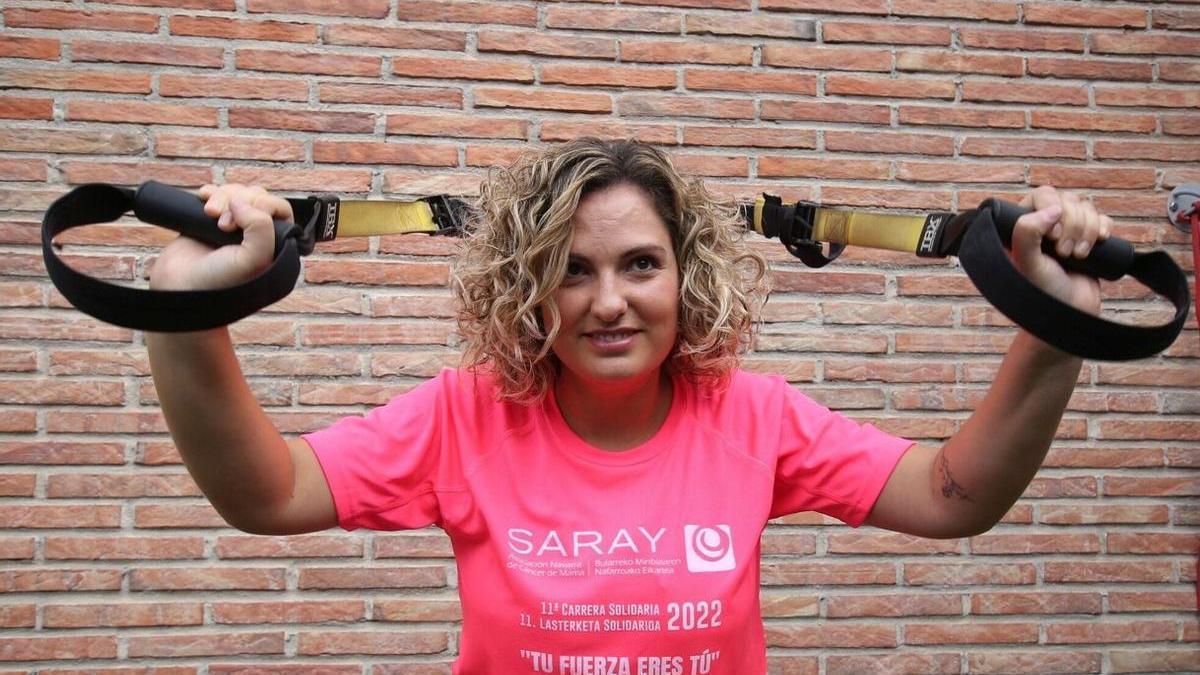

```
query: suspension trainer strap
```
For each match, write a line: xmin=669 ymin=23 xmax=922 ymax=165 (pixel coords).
xmin=42 ymin=181 xmax=466 ymax=332
xmin=44 ymin=182 xmax=1190 ymax=359
xmin=745 ymin=195 xmax=1191 ymax=361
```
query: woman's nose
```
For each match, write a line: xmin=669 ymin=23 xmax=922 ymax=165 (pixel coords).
xmin=590 ymin=274 xmax=628 ymax=322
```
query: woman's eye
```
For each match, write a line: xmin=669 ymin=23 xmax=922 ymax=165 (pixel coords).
xmin=631 ymin=256 xmax=658 ymax=272
xmin=565 ymin=262 xmax=585 ymax=277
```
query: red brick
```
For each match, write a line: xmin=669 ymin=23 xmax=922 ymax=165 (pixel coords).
xmin=1093 ymin=32 xmax=1200 ymax=56
xmin=0 ymin=67 xmax=151 ymax=93
xmin=0 ymin=568 xmax=122 ymax=592
xmin=169 ymin=15 xmax=318 ymax=42
xmin=47 ymin=473 xmax=199 ymax=498
xmin=892 ymin=0 xmax=1020 ymax=22
xmin=478 ymin=30 xmax=615 ymax=59
xmin=898 ymin=51 xmax=1023 ymax=76
xmin=387 ymin=112 xmax=526 ymax=140
xmin=961 ymin=136 xmax=1086 ymax=160
xmin=68 ymin=100 xmax=217 ymax=127
xmin=759 ymin=156 xmax=890 ymax=180
xmin=0 ymin=504 xmax=121 ymax=529
xmin=970 ymin=591 xmax=1103 ymax=615
xmin=127 ymin=632 xmax=284 ymax=658
xmin=767 ymin=623 xmax=898 ymax=648
xmin=622 ymin=93 xmax=752 ymax=119
xmin=1110 ymin=649 xmax=1200 ymax=673
xmin=964 ymin=80 xmax=1089 ymax=105
xmin=45 ymin=536 xmax=204 ymax=560
xmin=686 ymin=13 xmax=814 ymax=38
xmin=223 ymin=167 xmax=372 ymax=193
xmin=760 ymin=0 xmax=886 ymax=13
xmin=960 ymin=27 xmax=1085 ymax=51
xmin=899 ymin=105 xmax=1026 ymax=129
xmin=228 ymin=107 xmax=374 ymax=133
xmin=0 ymin=97 xmax=53 ymax=120
xmin=907 ymin=622 xmax=1039 ymax=645
xmin=624 ymin=39 xmax=753 ymax=65
xmin=313 ymin=141 xmax=457 ymax=167
xmin=682 ymin=126 xmax=815 ymax=149
xmin=237 ymin=49 xmax=380 ymax=76
xmin=763 ymin=45 xmax=891 ymax=71
xmin=62 ymin=161 xmax=212 ymax=187
xmin=130 ymin=568 xmax=286 ymax=592
xmin=393 ymin=55 xmax=533 ymax=82
xmin=823 ymin=21 xmax=950 ymax=45
xmin=826 ymin=74 xmax=955 ymax=100
xmin=374 ymin=598 xmax=462 ymax=622
xmin=761 ymin=561 xmax=896 ymax=585
xmin=546 ymin=6 xmax=680 ymax=33
xmin=155 ymin=133 xmax=305 ymax=162
xmin=297 ymin=630 xmax=448 ymax=656
xmin=1048 ymin=620 xmax=1177 ymax=645
xmin=541 ymin=120 xmax=677 ymax=144
xmin=72 ymin=40 xmax=223 ymax=68
xmin=1044 ymin=561 xmax=1174 ymax=583
xmin=969 ymin=651 xmax=1103 ymax=674
xmin=1154 ymin=8 xmax=1200 ymax=30
xmin=1031 ymin=109 xmax=1157 ymax=133
xmin=543 ymin=64 xmax=676 ymax=89
xmin=1026 ymin=2 xmax=1146 ymax=27
xmin=685 ymin=69 xmax=816 ymax=95
xmin=396 ymin=0 xmax=537 ymax=26
xmin=830 ymin=653 xmax=961 ymax=675
xmin=0 ymin=636 xmax=117 ymax=661
xmin=1028 ymin=56 xmax=1153 ymax=81
xmin=7 ymin=8 xmax=159 ymax=32
xmin=905 ymin=562 xmax=1037 ymax=586
xmin=762 ymin=99 xmax=890 ymax=125
xmin=212 ymin=600 xmax=365 ymax=624
xmin=44 ymin=603 xmax=203 ymax=628
xmin=897 ymin=160 xmax=1024 ymax=183
xmin=0 ymin=36 xmax=60 ymax=60
xmin=246 ymin=0 xmax=389 ymax=18
xmin=1096 ymin=86 xmax=1200 ymax=108
xmin=325 ymin=24 xmax=466 ymax=50
xmin=160 ymin=73 xmax=308 ymax=101
xmin=476 ymin=87 xmax=612 ymax=114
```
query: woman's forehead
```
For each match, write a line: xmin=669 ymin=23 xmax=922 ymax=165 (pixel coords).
xmin=570 ymin=184 xmax=671 ymax=250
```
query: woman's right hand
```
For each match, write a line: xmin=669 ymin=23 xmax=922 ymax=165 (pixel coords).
xmin=148 ymin=183 xmax=294 ymax=291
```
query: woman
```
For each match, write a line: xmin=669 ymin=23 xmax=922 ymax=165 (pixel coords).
xmin=147 ymin=138 xmax=1109 ymax=673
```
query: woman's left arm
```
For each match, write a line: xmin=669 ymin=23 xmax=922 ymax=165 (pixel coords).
xmin=865 ymin=186 xmax=1113 ymax=539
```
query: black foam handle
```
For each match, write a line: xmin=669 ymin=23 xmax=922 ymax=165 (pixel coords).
xmin=985 ymin=198 xmax=1135 ymax=281
xmin=132 ymin=181 xmax=293 ymax=258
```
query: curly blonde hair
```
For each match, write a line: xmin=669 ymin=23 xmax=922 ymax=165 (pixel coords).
xmin=453 ymin=138 xmax=768 ymax=403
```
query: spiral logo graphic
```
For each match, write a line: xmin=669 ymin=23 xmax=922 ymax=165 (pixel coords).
xmin=683 ymin=524 xmax=735 ymax=572
xmin=690 ymin=526 xmax=732 ymax=562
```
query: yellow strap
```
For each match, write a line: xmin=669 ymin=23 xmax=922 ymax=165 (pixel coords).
xmin=811 ymin=208 xmax=928 ymax=254
xmin=752 ymin=198 xmax=929 ymax=254
xmin=335 ymin=199 xmax=439 ymax=237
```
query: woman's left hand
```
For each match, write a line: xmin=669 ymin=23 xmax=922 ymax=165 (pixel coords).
xmin=1009 ymin=185 xmax=1112 ymax=317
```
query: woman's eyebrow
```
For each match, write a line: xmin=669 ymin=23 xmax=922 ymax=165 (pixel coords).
xmin=566 ymin=244 xmax=668 ymax=262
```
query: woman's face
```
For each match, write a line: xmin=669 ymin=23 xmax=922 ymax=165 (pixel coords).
xmin=543 ymin=181 xmax=680 ymax=394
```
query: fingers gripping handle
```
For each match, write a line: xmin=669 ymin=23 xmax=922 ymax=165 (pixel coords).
xmin=984 ymin=198 xmax=1135 ymax=282
xmin=132 ymin=180 xmax=295 ymax=258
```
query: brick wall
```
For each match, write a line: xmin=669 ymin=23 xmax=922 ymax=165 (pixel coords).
xmin=2 ymin=0 xmax=1198 ymax=672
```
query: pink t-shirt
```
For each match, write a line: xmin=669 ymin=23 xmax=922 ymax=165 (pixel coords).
xmin=305 ymin=368 xmax=913 ymax=674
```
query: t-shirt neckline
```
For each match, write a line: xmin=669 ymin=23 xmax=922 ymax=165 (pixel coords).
xmin=543 ymin=373 xmax=687 ymax=467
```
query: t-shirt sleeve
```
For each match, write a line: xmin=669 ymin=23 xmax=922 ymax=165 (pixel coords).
xmin=303 ymin=371 xmax=451 ymax=531
xmin=770 ymin=382 xmax=915 ymax=526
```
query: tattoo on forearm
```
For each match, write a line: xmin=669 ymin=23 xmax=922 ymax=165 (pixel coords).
xmin=939 ymin=452 xmax=974 ymax=502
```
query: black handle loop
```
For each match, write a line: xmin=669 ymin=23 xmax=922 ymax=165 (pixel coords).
xmin=985 ymin=199 xmax=1136 ymax=281
xmin=42 ymin=183 xmax=303 ymax=332
xmin=959 ymin=201 xmax=1190 ymax=360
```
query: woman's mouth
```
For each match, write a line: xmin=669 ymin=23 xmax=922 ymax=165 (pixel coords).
xmin=585 ymin=330 xmax=638 ymax=350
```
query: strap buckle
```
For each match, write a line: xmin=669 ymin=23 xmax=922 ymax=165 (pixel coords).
xmin=758 ymin=194 xmax=844 ymax=268
xmin=423 ymin=195 xmax=472 ymax=235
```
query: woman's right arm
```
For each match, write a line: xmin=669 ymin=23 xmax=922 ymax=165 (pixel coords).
xmin=146 ymin=185 xmax=336 ymax=535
